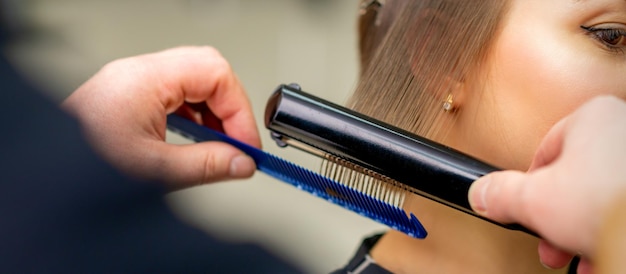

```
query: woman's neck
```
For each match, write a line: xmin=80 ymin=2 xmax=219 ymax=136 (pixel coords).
xmin=369 ymin=196 xmax=567 ymax=274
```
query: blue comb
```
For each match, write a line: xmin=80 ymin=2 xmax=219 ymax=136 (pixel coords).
xmin=166 ymin=114 xmax=427 ymax=238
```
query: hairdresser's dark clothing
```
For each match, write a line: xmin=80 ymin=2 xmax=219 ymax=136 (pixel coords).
xmin=0 ymin=43 xmax=299 ymax=273
xmin=330 ymin=233 xmax=391 ymax=274
xmin=333 ymin=233 xmax=580 ymax=274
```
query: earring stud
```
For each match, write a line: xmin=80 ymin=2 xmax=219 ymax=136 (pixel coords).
xmin=443 ymin=94 xmax=454 ymax=111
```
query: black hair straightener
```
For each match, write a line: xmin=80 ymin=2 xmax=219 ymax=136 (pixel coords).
xmin=167 ymin=83 xmax=534 ymax=238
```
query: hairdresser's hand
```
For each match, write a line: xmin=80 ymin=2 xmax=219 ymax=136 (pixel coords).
xmin=63 ymin=46 xmax=260 ymax=189
xmin=468 ymin=96 xmax=626 ymax=273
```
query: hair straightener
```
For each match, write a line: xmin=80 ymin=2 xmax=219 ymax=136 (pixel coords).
xmin=167 ymin=83 xmax=534 ymax=239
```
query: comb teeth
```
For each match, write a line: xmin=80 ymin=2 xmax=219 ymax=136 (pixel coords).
xmin=166 ymin=114 xmax=427 ymax=238
xmin=321 ymin=155 xmax=409 ymax=208
xmin=260 ymin=153 xmax=426 ymax=238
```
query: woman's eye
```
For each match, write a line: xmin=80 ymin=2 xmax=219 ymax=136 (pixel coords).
xmin=594 ymin=29 xmax=626 ymax=46
xmin=581 ymin=26 xmax=626 ymax=53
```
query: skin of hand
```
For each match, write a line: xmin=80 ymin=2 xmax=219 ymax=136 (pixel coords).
xmin=63 ymin=46 xmax=261 ymax=189
xmin=467 ymin=96 xmax=626 ymax=273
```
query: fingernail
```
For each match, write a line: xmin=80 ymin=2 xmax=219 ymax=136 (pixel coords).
xmin=539 ymin=260 xmax=555 ymax=270
xmin=469 ymin=176 xmax=491 ymax=214
xmin=230 ymin=155 xmax=255 ymax=178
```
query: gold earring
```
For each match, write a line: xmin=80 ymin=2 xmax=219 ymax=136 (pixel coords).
xmin=443 ymin=94 xmax=454 ymax=111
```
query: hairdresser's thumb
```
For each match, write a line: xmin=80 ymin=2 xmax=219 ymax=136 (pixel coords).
xmin=155 ymin=141 xmax=256 ymax=189
xmin=469 ymin=170 xmax=532 ymax=225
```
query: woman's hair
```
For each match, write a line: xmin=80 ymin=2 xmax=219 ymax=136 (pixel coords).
xmin=350 ymin=0 xmax=509 ymax=141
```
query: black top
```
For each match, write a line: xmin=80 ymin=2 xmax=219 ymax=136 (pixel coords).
xmin=332 ymin=232 xmax=580 ymax=273
xmin=330 ymin=233 xmax=391 ymax=274
xmin=0 ymin=28 xmax=299 ymax=273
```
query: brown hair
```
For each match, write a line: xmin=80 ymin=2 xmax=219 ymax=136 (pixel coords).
xmin=350 ymin=0 xmax=509 ymax=142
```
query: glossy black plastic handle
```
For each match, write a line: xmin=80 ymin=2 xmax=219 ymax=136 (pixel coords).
xmin=265 ymin=84 xmax=535 ymax=236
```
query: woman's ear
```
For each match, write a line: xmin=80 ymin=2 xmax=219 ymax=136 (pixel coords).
xmin=404 ymin=6 xmax=470 ymax=113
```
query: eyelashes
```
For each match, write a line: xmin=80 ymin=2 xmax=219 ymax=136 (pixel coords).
xmin=581 ymin=25 xmax=626 ymax=54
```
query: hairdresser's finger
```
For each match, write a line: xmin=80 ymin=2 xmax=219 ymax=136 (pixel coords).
xmin=149 ymin=46 xmax=261 ymax=148
xmin=153 ymin=141 xmax=256 ymax=189
xmin=577 ymin=257 xmax=593 ymax=274
xmin=468 ymin=170 xmax=529 ymax=224
xmin=527 ymin=117 xmax=568 ymax=171
xmin=537 ymin=240 xmax=574 ymax=270
xmin=174 ymin=103 xmax=225 ymax=132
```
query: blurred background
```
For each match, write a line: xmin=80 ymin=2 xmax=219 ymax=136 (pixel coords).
xmin=2 ymin=0 xmax=387 ymax=272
